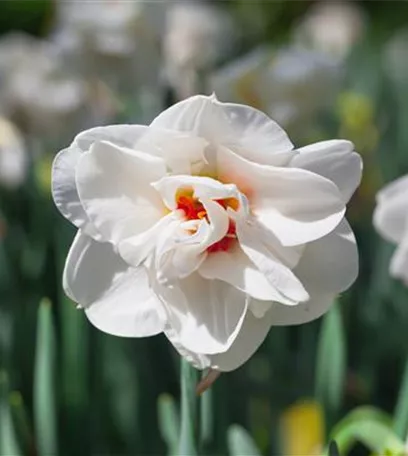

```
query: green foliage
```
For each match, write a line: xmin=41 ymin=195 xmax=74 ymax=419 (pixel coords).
xmin=393 ymin=355 xmax=408 ymax=439
xmin=1 ymin=2 xmax=408 ymax=456
xmin=0 ymin=372 xmax=21 ymax=456
xmin=158 ymin=394 xmax=179 ymax=455
xmin=178 ymin=359 xmax=198 ymax=456
xmin=315 ymin=302 xmax=346 ymax=429
xmin=34 ymin=298 xmax=57 ymax=456
xmin=227 ymin=424 xmax=261 ymax=456
xmin=328 ymin=440 xmax=340 ymax=456
xmin=330 ymin=407 xmax=405 ymax=454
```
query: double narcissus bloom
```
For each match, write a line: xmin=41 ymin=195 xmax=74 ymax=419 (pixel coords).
xmin=52 ymin=95 xmax=361 ymax=371
xmin=374 ymin=175 xmax=408 ymax=285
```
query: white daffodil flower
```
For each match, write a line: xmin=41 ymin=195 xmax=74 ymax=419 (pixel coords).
xmin=0 ymin=117 xmax=27 ymax=189
xmin=211 ymin=47 xmax=340 ymax=136
xmin=293 ymin=0 xmax=365 ymax=61
xmin=52 ymin=95 xmax=361 ymax=372
xmin=374 ymin=175 xmax=408 ymax=285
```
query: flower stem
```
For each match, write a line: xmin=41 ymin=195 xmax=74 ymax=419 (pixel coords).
xmin=178 ymin=359 xmax=198 ymax=456
xmin=200 ymin=384 xmax=213 ymax=454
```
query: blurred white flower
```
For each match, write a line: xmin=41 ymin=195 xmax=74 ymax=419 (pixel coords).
xmin=52 ymin=95 xmax=361 ymax=372
xmin=374 ymin=175 xmax=408 ymax=285
xmin=164 ymin=2 xmax=234 ymax=99
xmin=293 ymin=0 xmax=365 ymax=61
xmin=211 ymin=46 xmax=340 ymax=136
xmin=0 ymin=117 xmax=27 ymax=189
xmin=57 ymin=0 xmax=148 ymax=57
xmin=55 ymin=0 xmax=161 ymax=98
xmin=0 ymin=33 xmax=116 ymax=138
xmin=383 ymin=28 xmax=408 ymax=86
xmin=0 ymin=33 xmax=43 ymax=79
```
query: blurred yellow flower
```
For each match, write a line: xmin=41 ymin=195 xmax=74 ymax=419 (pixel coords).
xmin=337 ymin=92 xmax=379 ymax=156
xmin=280 ymin=400 xmax=324 ymax=455
xmin=35 ymin=154 xmax=53 ymax=196
xmin=337 ymin=92 xmax=375 ymax=132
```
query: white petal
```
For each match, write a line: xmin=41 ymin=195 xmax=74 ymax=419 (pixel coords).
xmin=150 ymin=94 xmax=228 ymax=140
xmin=135 ymin=128 xmax=209 ymax=174
xmin=152 ymin=174 xmax=238 ymax=210
xmin=164 ymin=324 xmax=211 ymax=370
xmin=215 ymin=101 xmax=295 ymax=166
xmin=52 ymin=124 xmax=148 ymax=237
xmin=218 ymin=146 xmax=345 ymax=246
xmin=155 ymin=274 xmax=248 ymax=354
xmin=294 ymin=218 xmax=359 ymax=295
xmin=74 ymin=124 xmax=148 ymax=152
xmin=76 ymin=141 xmax=166 ymax=244
xmin=376 ymin=174 xmax=408 ymax=201
xmin=164 ymin=302 xmax=273 ymax=371
xmin=154 ymin=219 xmax=206 ymax=284
xmin=291 ymin=140 xmax=362 ymax=203
xmin=150 ymin=94 xmax=295 ymax=165
xmin=64 ymin=231 xmax=166 ymax=337
xmin=153 ymin=219 xmax=184 ymax=283
xmin=390 ymin=232 xmax=408 ymax=284
xmin=118 ymin=213 xmax=178 ymax=269
xmin=265 ymin=292 xmax=336 ymax=326
xmin=209 ymin=309 xmax=273 ymax=372
xmin=199 ymin=198 xmax=230 ymax=248
xmin=52 ymin=146 xmax=101 ymax=238
xmin=374 ymin=175 xmax=408 ymax=244
xmin=236 ymin=220 xmax=309 ymax=304
xmin=199 ymin=245 xmax=296 ymax=304
xmin=233 ymin=216 xmax=303 ymax=269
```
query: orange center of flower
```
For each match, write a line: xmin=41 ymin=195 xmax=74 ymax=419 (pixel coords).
xmin=176 ymin=188 xmax=238 ymax=253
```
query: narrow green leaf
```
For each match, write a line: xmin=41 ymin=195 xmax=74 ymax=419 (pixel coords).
xmin=60 ymin=297 xmax=88 ymax=410
xmin=393 ymin=355 xmax=408 ymax=439
xmin=330 ymin=407 xmax=404 ymax=454
xmin=9 ymin=391 xmax=33 ymax=455
xmin=0 ymin=372 xmax=21 ymax=456
xmin=331 ymin=406 xmax=393 ymax=432
xmin=158 ymin=394 xmax=179 ymax=455
xmin=178 ymin=359 xmax=198 ymax=456
xmin=56 ymin=219 xmax=90 ymax=455
xmin=315 ymin=302 xmax=346 ymax=427
xmin=34 ymin=298 xmax=57 ymax=456
xmin=227 ymin=424 xmax=261 ymax=456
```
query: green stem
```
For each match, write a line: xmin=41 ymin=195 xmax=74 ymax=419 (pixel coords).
xmin=200 ymin=385 xmax=213 ymax=454
xmin=178 ymin=359 xmax=198 ymax=456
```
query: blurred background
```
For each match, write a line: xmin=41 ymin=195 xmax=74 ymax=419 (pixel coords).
xmin=1 ymin=1 xmax=408 ymax=455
